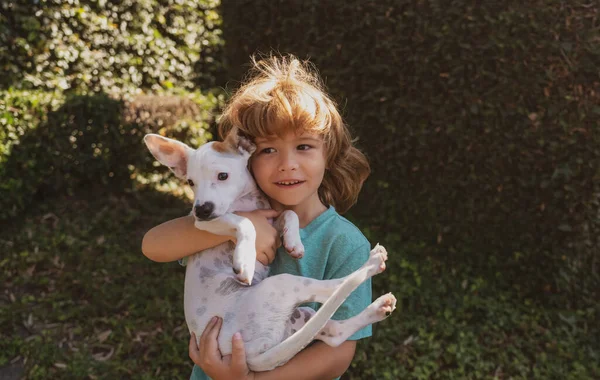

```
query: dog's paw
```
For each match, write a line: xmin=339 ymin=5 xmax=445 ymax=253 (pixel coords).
xmin=365 ymin=244 xmax=387 ymax=275
xmin=368 ymin=292 xmax=396 ymax=321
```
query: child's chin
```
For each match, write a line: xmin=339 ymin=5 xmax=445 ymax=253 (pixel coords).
xmin=270 ymin=197 xmax=300 ymax=208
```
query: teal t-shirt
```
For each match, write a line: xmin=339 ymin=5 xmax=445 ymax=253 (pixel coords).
xmin=190 ymin=206 xmax=372 ymax=380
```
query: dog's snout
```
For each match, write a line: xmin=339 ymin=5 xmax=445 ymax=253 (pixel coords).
xmin=194 ymin=202 xmax=215 ymax=220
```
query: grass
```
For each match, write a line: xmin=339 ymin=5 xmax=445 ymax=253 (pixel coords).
xmin=1 ymin=185 xmax=599 ymax=379
xmin=1 ymin=187 xmax=193 ymax=379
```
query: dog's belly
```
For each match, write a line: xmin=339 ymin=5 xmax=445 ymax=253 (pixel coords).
xmin=184 ymin=244 xmax=290 ymax=358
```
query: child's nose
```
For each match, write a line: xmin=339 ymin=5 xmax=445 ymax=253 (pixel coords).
xmin=278 ymin=152 xmax=299 ymax=171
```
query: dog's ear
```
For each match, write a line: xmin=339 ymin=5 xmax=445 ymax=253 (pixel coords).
xmin=223 ymin=128 xmax=256 ymax=158
xmin=143 ymin=134 xmax=193 ymax=178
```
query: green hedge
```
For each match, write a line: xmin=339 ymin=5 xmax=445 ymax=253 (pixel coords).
xmin=0 ymin=0 xmax=224 ymax=92
xmin=221 ymin=0 xmax=600 ymax=301
xmin=0 ymin=0 xmax=226 ymax=220
xmin=0 ymin=89 xmax=220 ymax=221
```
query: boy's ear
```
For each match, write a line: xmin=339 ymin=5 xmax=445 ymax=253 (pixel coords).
xmin=223 ymin=128 xmax=256 ymax=158
xmin=143 ymin=134 xmax=193 ymax=178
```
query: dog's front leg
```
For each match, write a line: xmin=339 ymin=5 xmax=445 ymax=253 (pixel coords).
xmin=273 ymin=210 xmax=305 ymax=259
xmin=195 ymin=213 xmax=256 ymax=285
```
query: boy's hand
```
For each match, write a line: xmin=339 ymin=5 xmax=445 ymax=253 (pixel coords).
xmin=235 ymin=209 xmax=281 ymax=265
xmin=189 ymin=316 xmax=255 ymax=380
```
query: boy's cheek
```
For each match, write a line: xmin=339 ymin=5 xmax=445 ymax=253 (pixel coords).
xmin=250 ymin=162 xmax=270 ymax=184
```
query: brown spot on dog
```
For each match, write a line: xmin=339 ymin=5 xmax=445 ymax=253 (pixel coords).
xmin=304 ymin=312 xmax=311 ymax=323
xmin=222 ymin=128 xmax=255 ymax=155
xmin=215 ymin=278 xmax=242 ymax=296
xmin=237 ymin=135 xmax=256 ymax=154
xmin=212 ymin=141 xmax=233 ymax=153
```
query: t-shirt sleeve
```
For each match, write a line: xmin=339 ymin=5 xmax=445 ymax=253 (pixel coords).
xmin=326 ymin=240 xmax=373 ymax=341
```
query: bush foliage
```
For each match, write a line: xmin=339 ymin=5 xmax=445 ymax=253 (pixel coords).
xmin=220 ymin=0 xmax=600 ymax=301
xmin=0 ymin=89 xmax=220 ymax=221
xmin=0 ymin=0 xmax=226 ymax=220
xmin=0 ymin=0 xmax=223 ymax=92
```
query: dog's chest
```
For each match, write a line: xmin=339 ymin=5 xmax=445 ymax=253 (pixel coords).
xmin=185 ymin=242 xmax=267 ymax=291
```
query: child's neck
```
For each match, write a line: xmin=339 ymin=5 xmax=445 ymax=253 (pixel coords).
xmin=271 ymin=198 xmax=328 ymax=228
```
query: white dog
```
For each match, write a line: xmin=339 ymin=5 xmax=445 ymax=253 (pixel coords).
xmin=144 ymin=131 xmax=396 ymax=371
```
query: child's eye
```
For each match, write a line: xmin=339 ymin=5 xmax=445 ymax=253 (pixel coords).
xmin=297 ymin=144 xmax=312 ymax=151
xmin=260 ymin=147 xmax=276 ymax=154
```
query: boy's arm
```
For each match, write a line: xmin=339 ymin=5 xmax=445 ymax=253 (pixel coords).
xmin=141 ymin=210 xmax=281 ymax=264
xmin=142 ymin=215 xmax=231 ymax=262
xmin=254 ymin=340 xmax=356 ymax=380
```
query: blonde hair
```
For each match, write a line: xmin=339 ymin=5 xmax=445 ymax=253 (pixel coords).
xmin=218 ymin=54 xmax=370 ymax=213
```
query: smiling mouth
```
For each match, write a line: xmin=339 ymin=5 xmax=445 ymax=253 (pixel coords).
xmin=275 ymin=180 xmax=305 ymax=186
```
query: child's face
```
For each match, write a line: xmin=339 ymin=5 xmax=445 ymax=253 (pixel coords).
xmin=251 ymin=131 xmax=327 ymax=212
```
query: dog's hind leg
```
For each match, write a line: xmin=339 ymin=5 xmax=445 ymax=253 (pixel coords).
xmin=247 ymin=244 xmax=390 ymax=371
xmin=284 ymin=293 xmax=396 ymax=347
xmin=315 ymin=293 xmax=396 ymax=346
xmin=263 ymin=243 xmax=388 ymax=307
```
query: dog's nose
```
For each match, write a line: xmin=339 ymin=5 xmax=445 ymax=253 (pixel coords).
xmin=194 ymin=202 xmax=215 ymax=220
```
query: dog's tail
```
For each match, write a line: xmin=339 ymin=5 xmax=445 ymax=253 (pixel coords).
xmin=246 ymin=250 xmax=376 ymax=372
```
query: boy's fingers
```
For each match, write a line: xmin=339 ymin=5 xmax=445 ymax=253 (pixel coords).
xmin=189 ymin=332 xmax=199 ymax=350
xmin=199 ymin=317 xmax=217 ymax=354
xmin=231 ymin=332 xmax=248 ymax=370
xmin=257 ymin=209 xmax=281 ymax=218
xmin=257 ymin=236 xmax=280 ymax=265
xmin=204 ymin=317 xmax=223 ymax=357
xmin=263 ymin=237 xmax=280 ymax=264
xmin=189 ymin=333 xmax=200 ymax=362
xmin=258 ymin=251 xmax=272 ymax=266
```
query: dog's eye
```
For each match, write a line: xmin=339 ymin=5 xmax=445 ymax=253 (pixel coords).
xmin=218 ymin=173 xmax=229 ymax=181
xmin=187 ymin=179 xmax=194 ymax=186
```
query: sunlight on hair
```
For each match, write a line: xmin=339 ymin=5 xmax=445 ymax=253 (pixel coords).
xmin=219 ymin=54 xmax=337 ymax=140
xmin=218 ymin=54 xmax=370 ymax=213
